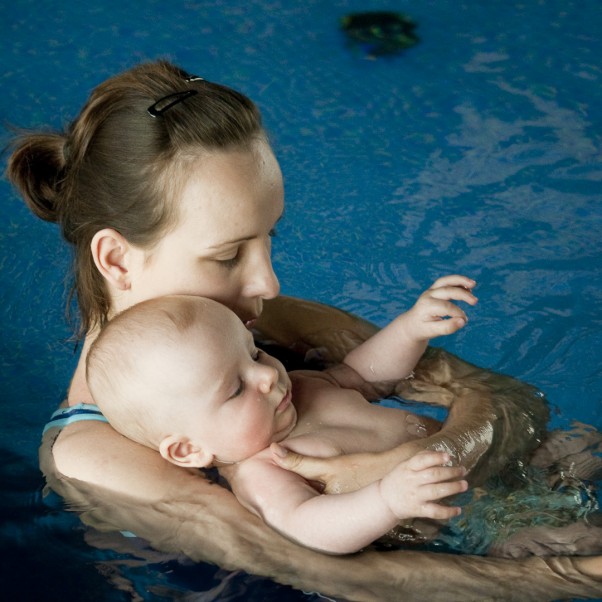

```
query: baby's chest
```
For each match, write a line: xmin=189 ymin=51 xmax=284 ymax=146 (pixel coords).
xmin=289 ymin=406 xmax=414 ymax=456
xmin=290 ymin=379 xmax=421 ymax=454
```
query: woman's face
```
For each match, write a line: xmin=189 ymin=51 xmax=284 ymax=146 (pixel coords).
xmin=124 ymin=139 xmax=283 ymax=325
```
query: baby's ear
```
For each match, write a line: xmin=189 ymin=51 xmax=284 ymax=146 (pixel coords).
xmin=159 ymin=435 xmax=214 ymax=468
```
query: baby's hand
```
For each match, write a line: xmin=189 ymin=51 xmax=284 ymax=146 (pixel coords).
xmin=378 ymin=451 xmax=468 ymax=521
xmin=403 ymin=275 xmax=477 ymax=342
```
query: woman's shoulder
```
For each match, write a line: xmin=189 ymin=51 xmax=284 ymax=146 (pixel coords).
xmin=48 ymin=419 xmax=199 ymax=500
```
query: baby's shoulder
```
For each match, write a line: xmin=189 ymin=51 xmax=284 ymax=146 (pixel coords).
xmin=290 ymin=367 xmax=355 ymax=393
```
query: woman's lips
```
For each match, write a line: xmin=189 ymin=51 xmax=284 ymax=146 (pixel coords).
xmin=244 ymin=318 xmax=258 ymax=330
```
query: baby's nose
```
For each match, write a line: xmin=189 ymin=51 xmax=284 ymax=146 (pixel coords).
xmin=257 ymin=365 xmax=279 ymax=394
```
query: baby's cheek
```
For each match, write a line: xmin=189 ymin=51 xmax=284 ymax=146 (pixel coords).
xmin=243 ymin=416 xmax=275 ymax=452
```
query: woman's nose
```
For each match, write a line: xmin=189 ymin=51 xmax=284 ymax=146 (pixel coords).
xmin=244 ymin=244 xmax=280 ymax=300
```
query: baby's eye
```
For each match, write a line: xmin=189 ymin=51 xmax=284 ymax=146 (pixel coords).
xmin=230 ymin=380 xmax=244 ymax=398
xmin=268 ymin=228 xmax=278 ymax=238
xmin=252 ymin=349 xmax=262 ymax=361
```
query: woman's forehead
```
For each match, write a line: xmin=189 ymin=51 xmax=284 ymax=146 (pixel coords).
xmin=174 ymin=146 xmax=284 ymax=245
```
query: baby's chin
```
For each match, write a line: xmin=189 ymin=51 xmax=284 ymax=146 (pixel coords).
xmin=275 ymin=405 xmax=298 ymax=443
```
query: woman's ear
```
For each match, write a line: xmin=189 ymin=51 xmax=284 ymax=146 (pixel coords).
xmin=159 ymin=435 xmax=214 ymax=468
xmin=90 ymin=228 xmax=132 ymax=291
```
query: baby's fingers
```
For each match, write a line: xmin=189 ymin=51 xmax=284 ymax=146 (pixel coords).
xmin=426 ymin=285 xmax=478 ymax=306
xmin=419 ymin=464 xmax=468 ymax=485
xmin=424 ymin=479 xmax=469 ymax=500
xmin=424 ymin=315 xmax=469 ymax=338
xmin=407 ymin=450 xmax=455 ymax=471
xmin=411 ymin=300 xmax=469 ymax=338
xmin=417 ymin=479 xmax=468 ymax=518
xmin=420 ymin=500 xmax=464 ymax=520
xmin=430 ymin=275 xmax=476 ymax=292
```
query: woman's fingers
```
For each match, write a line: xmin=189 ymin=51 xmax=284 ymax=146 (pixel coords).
xmin=270 ymin=443 xmax=329 ymax=483
xmin=271 ymin=444 xmax=364 ymax=493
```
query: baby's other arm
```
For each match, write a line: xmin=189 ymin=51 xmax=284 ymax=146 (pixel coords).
xmin=224 ymin=450 xmax=467 ymax=555
xmin=344 ymin=275 xmax=477 ymax=383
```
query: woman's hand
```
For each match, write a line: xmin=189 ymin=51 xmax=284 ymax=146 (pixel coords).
xmin=270 ymin=386 xmax=497 ymax=495
xmin=271 ymin=441 xmax=424 ymax=494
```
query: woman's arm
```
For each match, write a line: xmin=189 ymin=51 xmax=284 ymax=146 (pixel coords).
xmin=40 ymin=302 xmax=597 ymax=600
xmin=273 ymin=347 xmax=550 ymax=492
xmin=41 ymin=423 xmax=602 ymax=601
xmin=396 ymin=346 xmax=550 ymax=484
xmin=274 ymin=385 xmax=495 ymax=493
xmin=260 ymin=295 xmax=548 ymax=491
xmin=255 ymin=295 xmax=378 ymax=364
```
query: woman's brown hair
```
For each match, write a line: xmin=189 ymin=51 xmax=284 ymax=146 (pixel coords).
xmin=5 ymin=60 xmax=264 ymax=337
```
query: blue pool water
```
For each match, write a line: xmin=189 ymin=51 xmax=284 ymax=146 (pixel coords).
xmin=1 ymin=0 xmax=601 ymax=600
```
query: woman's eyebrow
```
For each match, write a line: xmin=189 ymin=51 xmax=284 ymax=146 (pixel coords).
xmin=206 ymin=235 xmax=255 ymax=250
xmin=206 ymin=212 xmax=284 ymax=250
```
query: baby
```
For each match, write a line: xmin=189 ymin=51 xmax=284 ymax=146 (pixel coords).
xmin=87 ymin=276 xmax=477 ymax=554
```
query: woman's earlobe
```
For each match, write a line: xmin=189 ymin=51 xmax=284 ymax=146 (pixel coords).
xmin=91 ymin=229 xmax=131 ymax=290
xmin=159 ymin=435 xmax=214 ymax=468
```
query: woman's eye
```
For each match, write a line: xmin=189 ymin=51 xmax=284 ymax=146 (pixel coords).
xmin=217 ymin=254 xmax=240 ymax=269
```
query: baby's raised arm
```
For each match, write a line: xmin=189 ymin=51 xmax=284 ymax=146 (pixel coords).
xmin=343 ymin=275 xmax=477 ymax=383
xmin=226 ymin=450 xmax=467 ymax=555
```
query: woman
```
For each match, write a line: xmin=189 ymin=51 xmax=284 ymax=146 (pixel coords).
xmin=8 ymin=60 xmax=601 ymax=600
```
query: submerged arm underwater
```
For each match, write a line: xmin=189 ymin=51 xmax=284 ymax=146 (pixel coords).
xmin=39 ymin=425 xmax=602 ymax=602
xmin=260 ymin=296 xmax=549 ymax=491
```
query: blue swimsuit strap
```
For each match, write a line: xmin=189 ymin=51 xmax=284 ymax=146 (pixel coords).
xmin=43 ymin=403 xmax=109 ymax=434
xmin=42 ymin=402 xmax=139 ymax=539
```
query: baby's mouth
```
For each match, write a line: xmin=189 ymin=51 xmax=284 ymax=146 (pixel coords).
xmin=275 ymin=389 xmax=292 ymax=413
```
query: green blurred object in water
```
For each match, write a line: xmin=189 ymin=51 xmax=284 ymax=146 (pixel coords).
xmin=340 ymin=12 xmax=419 ymax=57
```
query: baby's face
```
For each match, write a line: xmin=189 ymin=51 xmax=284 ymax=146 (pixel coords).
xmin=174 ymin=300 xmax=296 ymax=464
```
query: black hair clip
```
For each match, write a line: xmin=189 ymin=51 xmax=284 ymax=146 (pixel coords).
xmin=147 ymin=89 xmax=199 ymax=117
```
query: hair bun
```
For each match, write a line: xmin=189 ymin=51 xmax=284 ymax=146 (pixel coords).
xmin=5 ymin=131 xmax=68 ymax=223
